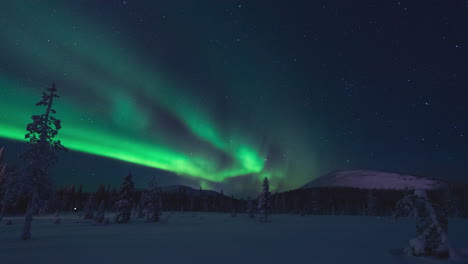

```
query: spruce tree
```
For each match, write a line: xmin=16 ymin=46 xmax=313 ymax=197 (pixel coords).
xmin=20 ymin=82 xmax=67 ymax=240
xmin=258 ymin=177 xmax=271 ymax=223
xmin=115 ymin=173 xmax=135 ymax=223
xmin=144 ymin=177 xmax=162 ymax=222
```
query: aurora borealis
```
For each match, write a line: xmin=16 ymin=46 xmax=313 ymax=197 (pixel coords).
xmin=1 ymin=1 xmax=468 ymax=195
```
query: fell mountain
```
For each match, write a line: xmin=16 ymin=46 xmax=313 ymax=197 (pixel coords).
xmin=301 ymin=170 xmax=447 ymax=190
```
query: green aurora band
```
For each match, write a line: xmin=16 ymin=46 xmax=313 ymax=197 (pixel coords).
xmin=0 ymin=2 xmax=321 ymax=191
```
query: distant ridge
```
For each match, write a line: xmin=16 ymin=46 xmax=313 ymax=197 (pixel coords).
xmin=301 ymin=170 xmax=447 ymax=190
xmin=161 ymin=185 xmax=221 ymax=196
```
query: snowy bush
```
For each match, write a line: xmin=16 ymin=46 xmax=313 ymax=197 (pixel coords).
xmin=393 ymin=189 xmax=450 ymax=258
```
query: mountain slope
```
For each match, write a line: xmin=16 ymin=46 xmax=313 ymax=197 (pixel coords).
xmin=301 ymin=170 xmax=446 ymax=190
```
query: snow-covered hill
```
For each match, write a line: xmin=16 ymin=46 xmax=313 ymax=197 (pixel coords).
xmin=301 ymin=170 xmax=446 ymax=190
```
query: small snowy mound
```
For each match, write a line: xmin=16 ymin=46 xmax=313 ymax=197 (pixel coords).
xmin=301 ymin=170 xmax=446 ymax=190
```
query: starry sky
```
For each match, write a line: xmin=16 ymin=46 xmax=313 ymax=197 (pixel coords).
xmin=0 ymin=0 xmax=467 ymax=196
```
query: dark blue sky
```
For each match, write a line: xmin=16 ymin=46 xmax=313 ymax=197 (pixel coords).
xmin=1 ymin=0 xmax=467 ymax=195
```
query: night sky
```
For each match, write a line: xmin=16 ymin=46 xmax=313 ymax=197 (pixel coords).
xmin=0 ymin=0 xmax=467 ymax=196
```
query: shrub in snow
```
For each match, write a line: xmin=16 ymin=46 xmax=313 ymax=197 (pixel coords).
xmin=114 ymin=173 xmax=135 ymax=224
xmin=143 ymin=177 xmax=162 ymax=222
xmin=393 ymin=189 xmax=450 ymax=258
xmin=95 ymin=200 xmax=105 ymax=223
xmin=258 ymin=177 xmax=271 ymax=223
xmin=54 ymin=216 xmax=61 ymax=224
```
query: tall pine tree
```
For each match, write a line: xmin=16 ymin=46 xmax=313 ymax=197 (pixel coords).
xmin=144 ymin=176 xmax=162 ymax=222
xmin=20 ymin=82 xmax=67 ymax=240
xmin=258 ymin=177 xmax=271 ymax=223
xmin=114 ymin=172 xmax=135 ymax=223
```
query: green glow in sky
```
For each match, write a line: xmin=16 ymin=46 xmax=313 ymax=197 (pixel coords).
xmin=0 ymin=3 xmax=268 ymax=184
xmin=0 ymin=1 xmax=325 ymax=193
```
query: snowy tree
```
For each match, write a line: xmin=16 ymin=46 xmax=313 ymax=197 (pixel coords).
xmin=114 ymin=173 xmax=135 ymax=223
xmin=310 ymin=190 xmax=320 ymax=214
xmin=136 ymin=193 xmax=146 ymax=219
xmin=231 ymin=207 xmax=237 ymax=217
xmin=54 ymin=211 xmax=61 ymax=224
xmin=258 ymin=177 xmax=271 ymax=223
xmin=0 ymin=167 xmax=21 ymax=220
xmin=144 ymin=177 xmax=162 ymax=222
xmin=246 ymin=197 xmax=255 ymax=218
xmin=83 ymin=194 xmax=95 ymax=219
xmin=464 ymin=185 xmax=468 ymax=217
xmin=393 ymin=189 xmax=450 ymax=258
xmin=95 ymin=200 xmax=105 ymax=223
xmin=20 ymin=83 xmax=67 ymax=240
xmin=367 ymin=190 xmax=378 ymax=216
xmin=0 ymin=147 xmax=7 ymax=221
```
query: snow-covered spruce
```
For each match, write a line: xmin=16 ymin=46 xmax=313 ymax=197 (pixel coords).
xmin=0 ymin=147 xmax=7 ymax=221
xmin=143 ymin=177 xmax=162 ymax=222
xmin=393 ymin=189 xmax=450 ymax=258
xmin=464 ymin=186 xmax=468 ymax=217
xmin=83 ymin=194 xmax=95 ymax=219
xmin=258 ymin=177 xmax=271 ymax=223
xmin=95 ymin=200 xmax=105 ymax=223
xmin=20 ymin=83 xmax=67 ymax=240
xmin=0 ymin=167 xmax=21 ymax=221
xmin=114 ymin=173 xmax=135 ymax=224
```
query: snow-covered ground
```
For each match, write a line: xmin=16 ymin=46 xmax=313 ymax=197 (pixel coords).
xmin=0 ymin=213 xmax=467 ymax=264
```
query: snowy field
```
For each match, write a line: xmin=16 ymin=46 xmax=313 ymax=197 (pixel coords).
xmin=0 ymin=213 xmax=467 ymax=264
